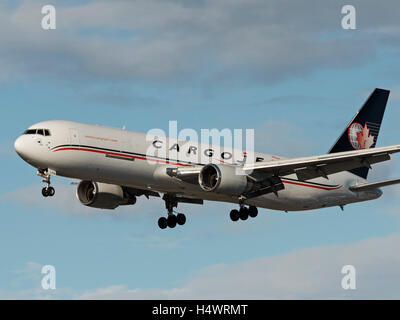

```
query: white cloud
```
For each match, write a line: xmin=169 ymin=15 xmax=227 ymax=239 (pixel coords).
xmin=76 ymin=233 xmax=400 ymax=299
xmin=0 ymin=181 xmax=169 ymax=219
xmin=1 ymin=0 xmax=400 ymax=84
xmin=1 ymin=183 xmax=99 ymax=217
xmin=4 ymin=261 xmax=67 ymax=299
xmin=12 ymin=261 xmax=43 ymax=284
xmin=2 ymin=232 xmax=400 ymax=299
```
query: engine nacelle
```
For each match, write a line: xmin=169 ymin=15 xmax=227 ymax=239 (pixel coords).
xmin=198 ymin=164 xmax=252 ymax=196
xmin=76 ymin=181 xmax=135 ymax=209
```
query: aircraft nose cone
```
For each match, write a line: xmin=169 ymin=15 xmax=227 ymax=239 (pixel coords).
xmin=14 ymin=136 xmax=25 ymax=158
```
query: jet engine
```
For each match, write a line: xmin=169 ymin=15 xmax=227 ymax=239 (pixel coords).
xmin=76 ymin=181 xmax=136 ymax=209
xmin=198 ymin=164 xmax=253 ymax=196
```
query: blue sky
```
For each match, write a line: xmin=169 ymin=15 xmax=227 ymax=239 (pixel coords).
xmin=1 ymin=0 xmax=400 ymax=299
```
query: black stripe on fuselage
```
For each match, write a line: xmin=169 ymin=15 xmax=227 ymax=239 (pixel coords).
xmin=52 ymin=145 xmax=342 ymax=188
xmin=51 ymin=144 xmax=203 ymax=166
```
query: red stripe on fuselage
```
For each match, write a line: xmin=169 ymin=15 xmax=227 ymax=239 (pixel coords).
xmin=53 ymin=147 xmax=342 ymax=189
xmin=53 ymin=147 xmax=193 ymax=167
xmin=281 ymin=179 xmax=341 ymax=190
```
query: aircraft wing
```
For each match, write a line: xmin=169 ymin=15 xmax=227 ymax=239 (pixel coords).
xmin=243 ymin=144 xmax=400 ymax=181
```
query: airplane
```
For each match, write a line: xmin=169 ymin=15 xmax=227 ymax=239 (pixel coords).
xmin=14 ymin=88 xmax=400 ymax=229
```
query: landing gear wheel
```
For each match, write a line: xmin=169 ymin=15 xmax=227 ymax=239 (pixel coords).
xmin=239 ymin=207 xmax=249 ymax=220
xmin=42 ymin=187 xmax=49 ymax=197
xmin=158 ymin=217 xmax=168 ymax=229
xmin=177 ymin=213 xmax=186 ymax=226
xmin=248 ymin=206 xmax=258 ymax=218
xmin=230 ymin=209 xmax=240 ymax=222
xmin=167 ymin=215 xmax=177 ymax=228
xmin=48 ymin=187 xmax=55 ymax=197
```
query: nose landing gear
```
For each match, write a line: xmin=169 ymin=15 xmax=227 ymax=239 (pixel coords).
xmin=42 ymin=186 xmax=55 ymax=197
xmin=37 ymin=169 xmax=55 ymax=197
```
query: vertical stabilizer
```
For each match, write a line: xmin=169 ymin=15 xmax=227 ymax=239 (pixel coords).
xmin=328 ymin=88 xmax=390 ymax=179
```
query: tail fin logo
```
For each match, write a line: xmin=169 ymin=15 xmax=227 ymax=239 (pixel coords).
xmin=348 ymin=122 xmax=375 ymax=150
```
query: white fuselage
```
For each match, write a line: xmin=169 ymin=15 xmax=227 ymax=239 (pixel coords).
xmin=14 ymin=120 xmax=382 ymax=211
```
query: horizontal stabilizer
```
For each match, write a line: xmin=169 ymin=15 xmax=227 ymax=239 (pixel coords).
xmin=349 ymin=178 xmax=400 ymax=191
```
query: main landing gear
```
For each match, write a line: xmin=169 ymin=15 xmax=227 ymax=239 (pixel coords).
xmin=38 ymin=169 xmax=55 ymax=198
xmin=158 ymin=194 xmax=187 ymax=229
xmin=229 ymin=205 xmax=258 ymax=222
xmin=158 ymin=213 xmax=186 ymax=230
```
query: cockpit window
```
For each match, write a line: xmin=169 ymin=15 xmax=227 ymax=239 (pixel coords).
xmin=23 ymin=129 xmax=51 ymax=136
xmin=24 ymin=129 xmax=37 ymax=135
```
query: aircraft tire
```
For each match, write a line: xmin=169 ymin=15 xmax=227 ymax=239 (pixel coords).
xmin=167 ymin=215 xmax=177 ymax=228
xmin=177 ymin=213 xmax=186 ymax=225
xmin=158 ymin=217 xmax=168 ymax=229
xmin=230 ymin=209 xmax=240 ymax=221
xmin=239 ymin=207 xmax=249 ymax=220
xmin=42 ymin=187 xmax=49 ymax=197
xmin=248 ymin=206 xmax=258 ymax=218
xmin=48 ymin=187 xmax=55 ymax=197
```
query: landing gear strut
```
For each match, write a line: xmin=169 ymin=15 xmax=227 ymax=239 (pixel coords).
xmin=37 ymin=169 xmax=55 ymax=197
xmin=158 ymin=194 xmax=187 ymax=229
xmin=230 ymin=205 xmax=258 ymax=222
